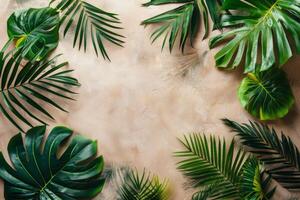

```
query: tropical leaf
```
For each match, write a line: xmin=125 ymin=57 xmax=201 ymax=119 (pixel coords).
xmin=117 ymin=169 xmax=169 ymax=200
xmin=7 ymin=7 xmax=60 ymax=61
xmin=240 ymin=158 xmax=275 ymax=200
xmin=223 ymin=119 xmax=300 ymax=190
xmin=141 ymin=0 xmax=223 ymax=52
xmin=175 ymin=133 xmax=248 ymax=199
xmin=0 ymin=50 xmax=79 ymax=132
xmin=0 ymin=125 xmax=105 ymax=199
xmin=51 ymin=0 xmax=124 ymax=61
xmin=238 ymin=68 xmax=294 ymax=120
xmin=209 ymin=0 xmax=300 ymax=72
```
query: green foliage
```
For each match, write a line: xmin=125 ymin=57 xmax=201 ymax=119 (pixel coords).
xmin=223 ymin=119 xmax=300 ymax=190
xmin=238 ymin=68 xmax=294 ymax=120
xmin=0 ymin=126 xmax=105 ymax=199
xmin=0 ymin=50 xmax=79 ymax=132
xmin=7 ymin=7 xmax=60 ymax=61
xmin=117 ymin=169 xmax=169 ymax=200
xmin=175 ymin=134 xmax=247 ymax=199
xmin=209 ymin=0 xmax=300 ymax=72
xmin=141 ymin=0 xmax=222 ymax=52
xmin=52 ymin=0 xmax=124 ymax=61
xmin=240 ymin=158 xmax=275 ymax=200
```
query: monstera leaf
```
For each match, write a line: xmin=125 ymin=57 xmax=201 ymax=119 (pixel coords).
xmin=7 ymin=7 xmax=60 ymax=61
xmin=0 ymin=126 xmax=105 ymax=199
xmin=240 ymin=158 xmax=275 ymax=200
xmin=238 ymin=68 xmax=294 ymax=120
xmin=141 ymin=0 xmax=223 ymax=52
xmin=117 ymin=169 xmax=169 ymax=200
xmin=224 ymin=119 xmax=300 ymax=190
xmin=0 ymin=50 xmax=79 ymax=132
xmin=175 ymin=133 xmax=248 ymax=199
xmin=209 ymin=0 xmax=300 ymax=72
xmin=50 ymin=0 xmax=124 ymax=61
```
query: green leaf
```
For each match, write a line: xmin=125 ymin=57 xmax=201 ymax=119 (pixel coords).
xmin=209 ymin=0 xmax=300 ymax=72
xmin=141 ymin=0 xmax=223 ymax=52
xmin=117 ymin=169 xmax=169 ymax=200
xmin=0 ymin=50 xmax=79 ymax=132
xmin=7 ymin=7 xmax=60 ymax=61
xmin=238 ymin=68 xmax=294 ymax=120
xmin=175 ymin=133 xmax=248 ymax=199
xmin=0 ymin=126 xmax=105 ymax=199
xmin=223 ymin=119 xmax=300 ymax=190
xmin=53 ymin=0 xmax=124 ymax=61
xmin=240 ymin=158 xmax=276 ymax=200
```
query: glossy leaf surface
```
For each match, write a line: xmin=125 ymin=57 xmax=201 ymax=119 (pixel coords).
xmin=0 ymin=126 xmax=105 ymax=199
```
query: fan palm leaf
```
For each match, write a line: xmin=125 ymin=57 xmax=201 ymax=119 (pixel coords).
xmin=0 ymin=125 xmax=105 ymax=199
xmin=51 ymin=0 xmax=125 ymax=61
xmin=117 ymin=169 xmax=169 ymax=200
xmin=0 ymin=50 xmax=79 ymax=132
xmin=223 ymin=119 xmax=300 ymax=190
xmin=141 ymin=0 xmax=223 ymax=52
xmin=175 ymin=133 xmax=248 ymax=199
xmin=209 ymin=0 xmax=300 ymax=72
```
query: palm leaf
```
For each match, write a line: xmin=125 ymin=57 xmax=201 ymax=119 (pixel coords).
xmin=175 ymin=133 xmax=248 ymax=199
xmin=223 ymin=119 xmax=300 ymax=190
xmin=7 ymin=7 xmax=60 ymax=61
xmin=51 ymin=0 xmax=124 ymax=61
xmin=141 ymin=0 xmax=223 ymax=52
xmin=0 ymin=50 xmax=79 ymax=132
xmin=209 ymin=0 xmax=300 ymax=72
xmin=240 ymin=158 xmax=276 ymax=200
xmin=117 ymin=169 xmax=169 ymax=200
xmin=238 ymin=68 xmax=294 ymax=120
xmin=0 ymin=125 xmax=105 ymax=199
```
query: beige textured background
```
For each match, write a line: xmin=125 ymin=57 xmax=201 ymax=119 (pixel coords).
xmin=1 ymin=0 xmax=300 ymax=199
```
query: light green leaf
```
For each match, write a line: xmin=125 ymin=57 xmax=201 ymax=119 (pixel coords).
xmin=238 ymin=68 xmax=294 ymax=120
xmin=0 ymin=126 xmax=105 ymax=199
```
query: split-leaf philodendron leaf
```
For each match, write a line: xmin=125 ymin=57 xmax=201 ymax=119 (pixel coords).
xmin=7 ymin=7 xmax=60 ymax=61
xmin=141 ymin=0 xmax=223 ymax=52
xmin=209 ymin=0 xmax=300 ymax=72
xmin=0 ymin=126 xmax=105 ymax=200
xmin=238 ymin=68 xmax=294 ymax=120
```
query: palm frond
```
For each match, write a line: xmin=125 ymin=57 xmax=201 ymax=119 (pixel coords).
xmin=241 ymin=158 xmax=276 ymax=200
xmin=0 ymin=50 xmax=79 ymax=132
xmin=223 ymin=119 xmax=300 ymax=190
xmin=175 ymin=133 xmax=248 ymax=199
xmin=52 ymin=0 xmax=124 ymax=61
xmin=209 ymin=0 xmax=300 ymax=72
xmin=117 ymin=169 xmax=169 ymax=200
xmin=141 ymin=0 xmax=223 ymax=52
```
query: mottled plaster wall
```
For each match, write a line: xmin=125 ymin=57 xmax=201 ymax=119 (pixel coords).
xmin=0 ymin=0 xmax=300 ymax=199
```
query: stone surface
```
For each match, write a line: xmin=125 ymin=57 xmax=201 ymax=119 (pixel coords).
xmin=0 ymin=0 xmax=299 ymax=199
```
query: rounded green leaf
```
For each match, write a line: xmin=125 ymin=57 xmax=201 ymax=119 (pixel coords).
xmin=0 ymin=126 xmax=105 ymax=199
xmin=7 ymin=7 xmax=60 ymax=61
xmin=238 ymin=68 xmax=294 ymax=120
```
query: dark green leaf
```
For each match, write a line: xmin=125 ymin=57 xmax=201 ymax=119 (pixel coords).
xmin=7 ymin=7 xmax=60 ymax=61
xmin=0 ymin=126 xmax=105 ymax=199
xmin=223 ymin=119 xmax=300 ymax=190
xmin=209 ymin=0 xmax=300 ymax=72
xmin=0 ymin=50 xmax=79 ymax=131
